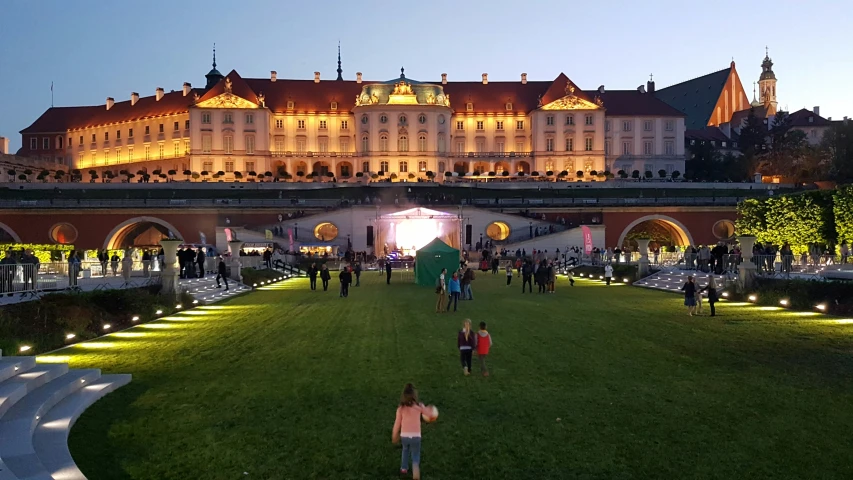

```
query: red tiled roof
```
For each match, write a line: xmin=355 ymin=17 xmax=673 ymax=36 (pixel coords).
xmin=440 ymin=80 xmax=550 ymax=113
xmin=685 ymin=126 xmax=730 ymax=141
xmin=20 ymin=89 xmax=200 ymax=133
xmin=197 ymin=70 xmax=259 ymax=105
xmin=730 ymin=105 xmax=768 ymax=128
xmin=787 ymin=108 xmax=832 ymax=127
xmin=243 ymin=78 xmax=365 ymax=113
xmin=586 ymin=90 xmax=685 ymax=117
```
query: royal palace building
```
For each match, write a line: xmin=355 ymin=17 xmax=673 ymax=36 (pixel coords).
xmin=19 ymin=52 xmax=689 ymax=181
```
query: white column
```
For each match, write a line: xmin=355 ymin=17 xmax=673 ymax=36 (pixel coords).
xmin=228 ymin=240 xmax=244 ymax=282
xmin=737 ymin=236 xmax=757 ymax=290
xmin=636 ymin=238 xmax=650 ymax=278
xmin=159 ymin=239 xmax=183 ymax=298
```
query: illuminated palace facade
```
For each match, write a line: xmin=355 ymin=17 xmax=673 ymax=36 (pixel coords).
xmin=19 ymin=59 xmax=687 ymax=180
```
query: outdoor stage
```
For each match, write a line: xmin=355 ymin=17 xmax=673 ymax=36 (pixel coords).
xmin=374 ymin=207 xmax=461 ymax=256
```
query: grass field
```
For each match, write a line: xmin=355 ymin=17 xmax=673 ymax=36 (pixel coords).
xmin=49 ymin=271 xmax=853 ymax=479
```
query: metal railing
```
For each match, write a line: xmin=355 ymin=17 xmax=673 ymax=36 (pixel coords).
xmin=0 ymin=261 xmax=165 ymax=297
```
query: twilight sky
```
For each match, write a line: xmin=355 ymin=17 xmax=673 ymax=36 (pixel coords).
xmin=1 ymin=0 xmax=851 ymax=152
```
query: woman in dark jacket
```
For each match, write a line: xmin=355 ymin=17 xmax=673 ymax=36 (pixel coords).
xmin=457 ymin=319 xmax=477 ymax=376
xmin=680 ymin=275 xmax=696 ymax=316
xmin=320 ymin=264 xmax=332 ymax=291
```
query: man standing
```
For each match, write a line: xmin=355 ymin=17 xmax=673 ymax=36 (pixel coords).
xmin=263 ymin=248 xmax=272 ymax=269
xmin=339 ymin=266 xmax=352 ymax=298
xmin=386 ymin=260 xmax=392 ymax=285
xmin=521 ymin=260 xmax=533 ymax=293
xmin=20 ymin=249 xmax=39 ymax=291
xmin=196 ymin=248 xmax=206 ymax=278
xmin=354 ymin=262 xmax=362 ymax=286
xmin=0 ymin=250 xmax=17 ymax=294
xmin=215 ymin=255 xmax=229 ymax=290
xmin=308 ymin=263 xmax=318 ymax=290
xmin=604 ymin=263 xmax=613 ymax=286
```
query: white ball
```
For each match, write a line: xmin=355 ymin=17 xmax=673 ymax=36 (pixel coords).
xmin=422 ymin=405 xmax=439 ymax=423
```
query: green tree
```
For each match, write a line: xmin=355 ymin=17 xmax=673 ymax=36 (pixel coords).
xmin=823 ymin=121 xmax=853 ymax=182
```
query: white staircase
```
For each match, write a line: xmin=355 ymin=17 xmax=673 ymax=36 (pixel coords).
xmin=179 ymin=270 xmax=297 ymax=305
xmin=633 ymin=269 xmax=730 ymax=297
xmin=0 ymin=351 xmax=130 ymax=480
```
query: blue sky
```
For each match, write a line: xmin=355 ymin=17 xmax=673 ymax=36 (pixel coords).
xmin=2 ymin=0 xmax=851 ymax=152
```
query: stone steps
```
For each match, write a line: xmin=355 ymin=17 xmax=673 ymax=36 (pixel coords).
xmin=0 ymin=351 xmax=130 ymax=480
xmin=633 ymin=269 xmax=730 ymax=296
xmin=180 ymin=271 xmax=297 ymax=305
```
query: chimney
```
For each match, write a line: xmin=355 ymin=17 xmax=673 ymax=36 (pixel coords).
xmin=106 ymin=97 xmax=114 ymax=110
xmin=0 ymin=137 xmax=9 ymax=155
xmin=156 ymin=87 xmax=164 ymax=101
xmin=270 ymin=71 xmax=277 ymax=82
xmin=183 ymin=82 xmax=192 ymax=96
xmin=482 ymin=73 xmax=488 ymax=85
xmin=647 ymin=80 xmax=655 ymax=94
xmin=131 ymin=92 xmax=139 ymax=105
xmin=598 ymin=85 xmax=605 ymax=94
xmin=637 ymin=85 xmax=646 ymax=94
xmin=813 ymin=106 xmax=820 ymax=117
xmin=441 ymin=73 xmax=447 ymax=85
xmin=356 ymin=72 xmax=362 ymax=83
xmin=314 ymin=72 xmax=320 ymax=83
xmin=521 ymin=73 xmax=527 ymax=84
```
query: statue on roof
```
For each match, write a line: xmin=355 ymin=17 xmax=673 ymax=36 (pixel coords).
xmin=565 ymin=82 xmax=576 ymax=96
xmin=224 ymin=77 xmax=233 ymax=94
xmin=258 ymin=92 xmax=265 ymax=107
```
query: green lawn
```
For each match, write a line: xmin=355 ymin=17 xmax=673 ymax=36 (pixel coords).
xmin=51 ymin=272 xmax=853 ymax=479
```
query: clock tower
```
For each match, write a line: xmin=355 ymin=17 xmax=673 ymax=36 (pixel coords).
xmin=758 ymin=47 xmax=778 ymax=115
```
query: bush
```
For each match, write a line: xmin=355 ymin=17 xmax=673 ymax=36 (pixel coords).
xmin=735 ymin=277 xmax=853 ymax=316
xmin=241 ymin=268 xmax=284 ymax=286
xmin=573 ymin=264 xmax=638 ymax=280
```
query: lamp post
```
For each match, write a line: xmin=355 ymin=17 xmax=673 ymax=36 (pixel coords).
xmin=294 ymin=222 xmax=298 ymax=240
xmin=159 ymin=239 xmax=183 ymax=299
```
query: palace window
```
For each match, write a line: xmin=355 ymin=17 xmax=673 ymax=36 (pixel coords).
xmin=399 ymin=115 xmax=407 ymax=125
xmin=297 ymin=119 xmax=306 ymax=129
xmin=380 ymin=115 xmax=388 ymax=124
xmin=665 ymin=120 xmax=674 ymax=131
xmin=566 ymin=115 xmax=574 ymax=126
xmin=643 ymin=140 xmax=653 ymax=155
xmin=398 ymin=135 xmax=408 ymax=152
xmin=246 ymin=135 xmax=255 ymax=154
xmin=91 ymin=151 xmax=96 ymax=164
xmin=546 ymin=116 xmax=554 ymax=126
xmin=202 ymin=135 xmax=212 ymax=153
xmin=225 ymin=161 xmax=234 ymax=173
xmin=128 ymin=146 xmax=133 ymax=161
xmin=665 ymin=141 xmax=675 ymax=155
xmin=203 ymin=161 xmax=213 ymax=172
xmin=418 ymin=135 xmax=427 ymax=152
xmin=116 ymin=148 xmax=121 ymax=162
xmin=643 ymin=120 xmax=653 ymax=132
xmin=275 ymin=119 xmax=283 ymax=129
xmin=318 ymin=138 xmax=328 ymax=153
xmin=362 ymin=135 xmax=369 ymax=152
xmin=496 ymin=141 xmax=504 ymax=153
xmin=476 ymin=139 xmax=485 ymax=153
xmin=144 ymin=145 xmax=150 ymax=160
xmin=545 ymin=138 xmax=554 ymax=152
xmin=319 ymin=120 xmax=327 ymax=129
xmin=174 ymin=142 xmax=181 ymax=157
xmin=185 ymin=120 xmax=190 ymax=130
xmin=585 ymin=137 xmax=593 ymax=151
xmin=203 ymin=113 xmax=212 ymax=124
xmin=399 ymin=161 xmax=408 ymax=173
xmin=274 ymin=137 xmax=284 ymax=154
xmin=545 ymin=160 xmax=554 ymax=172
xmin=515 ymin=141 xmax=524 ymax=152
xmin=224 ymin=135 xmax=233 ymax=154
xmin=496 ymin=121 xmax=504 ymax=130
xmin=496 ymin=163 xmax=505 ymax=174
xmin=380 ymin=160 xmax=389 ymax=173
xmin=476 ymin=121 xmax=484 ymax=130
xmin=340 ymin=139 xmax=349 ymax=153
xmin=516 ymin=120 xmax=524 ymax=130
xmin=159 ymin=124 xmax=164 ymax=133
xmin=174 ymin=121 xmax=180 ymax=131
xmin=605 ymin=121 xmax=611 ymax=132
xmin=104 ymin=149 xmax=110 ymax=163
xmin=622 ymin=141 xmax=631 ymax=155
xmin=566 ymin=138 xmax=574 ymax=151
xmin=104 ymin=132 xmax=109 ymax=141
xmin=79 ymin=135 xmax=84 ymax=145
xmin=78 ymin=152 xmax=84 ymax=164
xmin=418 ymin=114 xmax=427 ymax=124
xmin=145 ymin=126 xmax=150 ymax=135
xmin=296 ymin=139 xmax=306 ymax=152
xmin=158 ymin=143 xmax=165 ymax=159
xmin=246 ymin=161 xmax=255 ymax=173
xmin=418 ymin=160 xmax=427 ymax=172
xmin=245 ymin=114 xmax=254 ymax=125
xmin=30 ymin=138 xmax=36 ymax=150
xmin=456 ymin=141 xmax=465 ymax=153
xmin=605 ymin=141 xmax=611 ymax=156
xmin=223 ymin=113 xmax=233 ymax=124
xmin=116 ymin=130 xmax=121 ymax=140
xmin=622 ymin=120 xmax=632 ymax=131
xmin=438 ymin=161 xmax=446 ymax=173
xmin=362 ymin=161 xmax=370 ymax=173
xmin=379 ymin=134 xmax=389 ymax=152
xmin=585 ymin=115 xmax=593 ymax=126
xmin=438 ymin=134 xmax=446 ymax=153
xmin=331 ymin=102 xmax=338 ymax=111
xmin=456 ymin=121 xmax=464 ymax=130
xmin=341 ymin=120 xmax=348 ymax=130
xmin=564 ymin=160 xmax=573 ymax=171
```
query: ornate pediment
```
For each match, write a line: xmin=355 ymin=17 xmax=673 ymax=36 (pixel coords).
xmin=196 ymin=92 xmax=259 ymax=109
xmin=541 ymin=80 xmax=602 ymax=110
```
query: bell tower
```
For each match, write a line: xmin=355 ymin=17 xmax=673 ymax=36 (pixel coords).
xmin=758 ymin=46 xmax=777 ymax=114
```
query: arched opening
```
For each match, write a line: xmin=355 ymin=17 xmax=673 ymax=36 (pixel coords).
xmin=712 ymin=219 xmax=736 ymax=241
xmin=312 ymin=161 xmax=331 ymax=177
xmin=0 ymin=222 xmax=21 ymax=243
xmin=337 ymin=161 xmax=353 ymax=179
xmin=294 ymin=161 xmax=308 ymax=176
xmin=49 ymin=223 xmax=78 ymax=244
xmin=486 ymin=221 xmax=511 ymax=241
xmin=516 ymin=161 xmax=530 ymax=173
xmin=494 ymin=161 xmax=510 ymax=174
xmin=104 ymin=216 xmax=184 ymax=250
xmin=473 ymin=161 xmax=489 ymax=175
xmin=617 ymin=215 xmax=693 ymax=251
xmin=314 ymin=222 xmax=338 ymax=241
xmin=453 ymin=161 xmax=469 ymax=174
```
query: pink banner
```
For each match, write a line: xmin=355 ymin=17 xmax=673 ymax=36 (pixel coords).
xmin=288 ymin=228 xmax=294 ymax=252
xmin=582 ymin=226 xmax=593 ymax=255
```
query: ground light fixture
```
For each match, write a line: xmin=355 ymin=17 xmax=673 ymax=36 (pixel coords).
xmin=623 ymin=277 xmax=630 ymax=283
xmin=176 ymin=304 xmax=182 ymax=309
xmin=779 ymin=299 xmax=789 ymax=306
xmin=103 ymin=324 xmax=111 ymax=330
xmin=816 ymin=303 xmax=827 ymax=311
xmin=721 ymin=292 xmax=730 ymax=298
xmin=132 ymin=316 xmax=140 ymax=322
xmin=156 ymin=310 xmax=163 ymax=315
xmin=66 ymin=333 xmax=76 ymax=340
xmin=253 ymin=283 xmax=258 ymax=287
xmin=599 ymin=275 xmax=604 ymax=280
xmin=20 ymin=345 xmax=32 ymax=353
xmin=748 ymin=294 xmax=757 ymax=302
xmin=192 ymin=300 xmax=199 ymax=304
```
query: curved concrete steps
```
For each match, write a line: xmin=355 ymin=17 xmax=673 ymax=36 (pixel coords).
xmin=0 ymin=353 xmax=130 ymax=480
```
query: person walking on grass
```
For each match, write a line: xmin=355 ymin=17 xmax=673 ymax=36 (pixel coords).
xmin=505 ymin=263 xmax=513 ymax=286
xmin=386 ymin=260 xmax=393 ymax=284
xmin=694 ymin=282 xmax=704 ymax=315
xmin=522 ymin=260 xmax=533 ymax=293
xmin=462 ymin=267 xmax=475 ymax=300
xmin=435 ymin=268 xmax=447 ymax=313
xmin=320 ymin=264 xmax=331 ymax=291
xmin=354 ymin=262 xmax=362 ymax=286
xmin=446 ymin=273 xmax=461 ymax=312
xmin=215 ymin=255 xmax=229 ymax=291
xmin=548 ymin=261 xmax=557 ymax=293
xmin=308 ymin=263 xmax=318 ymax=291
xmin=339 ymin=266 xmax=352 ymax=298
xmin=700 ymin=274 xmax=718 ymax=317
xmin=392 ymin=383 xmax=437 ymax=480
xmin=680 ymin=275 xmax=697 ymax=316
xmin=568 ymin=269 xmax=575 ymax=287
xmin=604 ymin=263 xmax=613 ymax=286
xmin=476 ymin=321 xmax=492 ymax=376
xmin=457 ymin=319 xmax=476 ymax=375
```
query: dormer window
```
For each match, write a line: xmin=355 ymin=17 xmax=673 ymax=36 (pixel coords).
xmin=331 ymin=102 xmax=338 ymax=110
xmin=466 ymin=103 xmax=473 ymax=111
xmin=505 ymin=103 xmax=512 ymax=111
xmin=809 ymin=117 xmax=814 ymax=123
xmin=287 ymin=101 xmax=295 ymax=110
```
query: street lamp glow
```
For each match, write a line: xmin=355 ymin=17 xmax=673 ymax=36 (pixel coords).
xmin=19 ymin=345 xmax=32 ymax=353
xmin=66 ymin=333 xmax=76 ymax=340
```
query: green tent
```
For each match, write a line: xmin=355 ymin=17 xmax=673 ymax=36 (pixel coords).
xmin=414 ymin=238 xmax=460 ymax=286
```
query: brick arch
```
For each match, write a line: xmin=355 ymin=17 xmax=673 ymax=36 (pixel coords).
xmin=103 ymin=216 xmax=185 ymax=250
xmin=616 ymin=214 xmax=694 ymax=249
xmin=0 ymin=222 xmax=21 ymax=243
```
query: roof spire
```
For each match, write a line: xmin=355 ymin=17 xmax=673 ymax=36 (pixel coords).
xmin=213 ymin=43 xmax=217 ymax=69
xmin=336 ymin=41 xmax=343 ymax=81
xmin=400 ymin=67 xmax=405 ymax=79
xmin=649 ymin=73 xmax=653 ymax=82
